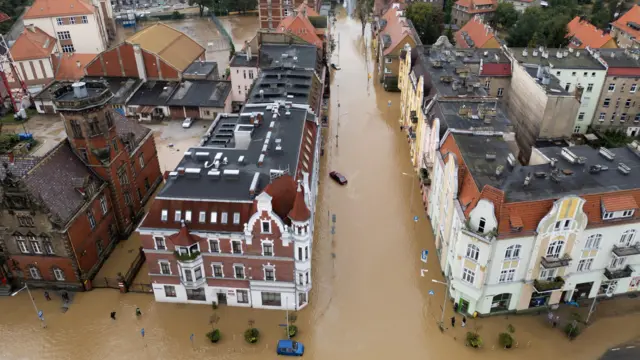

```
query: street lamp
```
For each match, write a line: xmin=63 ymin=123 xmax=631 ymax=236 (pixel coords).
xmin=432 ymin=278 xmax=449 ymax=331
xmin=586 ymin=283 xmax=614 ymax=324
xmin=11 ymin=283 xmax=45 ymax=328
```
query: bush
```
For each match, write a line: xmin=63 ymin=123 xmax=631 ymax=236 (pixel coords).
xmin=0 ymin=133 xmax=19 ymax=153
xmin=288 ymin=325 xmax=298 ymax=338
xmin=206 ymin=329 xmax=221 ymax=343
xmin=498 ymin=332 xmax=514 ymax=348
xmin=466 ymin=331 xmax=483 ymax=348
xmin=212 ymin=302 xmax=218 ymax=310
xmin=244 ymin=328 xmax=259 ymax=344
xmin=564 ymin=323 xmax=581 ymax=339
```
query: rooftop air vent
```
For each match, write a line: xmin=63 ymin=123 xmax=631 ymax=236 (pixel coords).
xmin=523 ymin=173 xmax=532 ymax=187
xmin=618 ymin=162 xmax=631 ymax=175
xmin=207 ymin=169 xmax=221 ymax=178
xmin=599 ymin=147 xmax=615 ymax=161
xmin=507 ymin=153 xmax=516 ymax=167
xmin=561 ymin=148 xmax=578 ymax=164
xmin=534 ymin=172 xmax=547 ymax=178
xmin=485 ymin=152 xmax=496 ymax=160
xmin=495 ymin=165 xmax=504 ymax=176
xmin=223 ymin=169 xmax=240 ymax=178
xmin=238 ymin=155 xmax=245 ymax=164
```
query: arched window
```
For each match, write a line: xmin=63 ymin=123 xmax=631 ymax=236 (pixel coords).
xmin=620 ymin=230 xmax=637 ymax=246
xmin=504 ymin=244 xmax=522 ymax=260
xmin=478 ymin=217 xmax=486 ymax=233
xmin=584 ymin=234 xmax=602 ymax=250
xmin=466 ymin=244 xmax=480 ymax=261
xmin=547 ymin=240 xmax=564 ymax=258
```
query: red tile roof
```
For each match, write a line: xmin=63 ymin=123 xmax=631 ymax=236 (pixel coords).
xmin=288 ymin=182 xmax=310 ymax=221
xmin=166 ymin=222 xmax=205 ymax=246
xmin=24 ymin=0 xmax=94 ymax=19
xmin=455 ymin=16 xmax=497 ymax=49
xmin=602 ymin=195 xmax=639 ymax=212
xmin=480 ymin=63 xmax=511 ymax=76
xmin=380 ymin=6 xmax=417 ymax=56
xmin=276 ymin=14 xmax=323 ymax=48
xmin=296 ymin=3 xmax=319 ymax=17
xmin=567 ymin=16 xmax=615 ymax=49
xmin=455 ymin=0 xmax=497 ymax=14
xmin=10 ymin=26 xmax=56 ymax=61
xmin=262 ymin=175 xmax=298 ymax=222
xmin=612 ymin=5 xmax=640 ymax=43
xmin=52 ymin=53 xmax=96 ymax=81
xmin=509 ymin=213 xmax=523 ymax=228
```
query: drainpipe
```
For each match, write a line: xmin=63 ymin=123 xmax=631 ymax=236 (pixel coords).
xmin=477 ymin=230 xmax=499 ymax=315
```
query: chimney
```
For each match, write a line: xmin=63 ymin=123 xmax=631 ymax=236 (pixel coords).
xmin=245 ymin=40 xmax=252 ymax=61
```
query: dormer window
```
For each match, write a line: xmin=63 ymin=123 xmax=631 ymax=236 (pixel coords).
xmin=261 ymin=221 xmax=271 ymax=234
xmin=602 ymin=196 xmax=638 ymax=220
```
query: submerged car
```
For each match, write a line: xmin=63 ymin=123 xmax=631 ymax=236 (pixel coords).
xmin=329 ymin=171 xmax=347 ymax=185
xmin=277 ymin=339 xmax=304 ymax=356
xmin=182 ymin=117 xmax=194 ymax=128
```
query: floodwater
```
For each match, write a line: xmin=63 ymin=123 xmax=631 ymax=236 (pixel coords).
xmin=2 ymin=7 xmax=640 ymax=360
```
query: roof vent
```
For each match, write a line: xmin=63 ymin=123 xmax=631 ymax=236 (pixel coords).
xmin=507 ymin=153 xmax=516 ymax=167
xmin=168 ymin=171 xmax=179 ymax=178
xmin=485 ymin=152 xmax=496 ymax=160
xmin=207 ymin=169 xmax=221 ymax=178
xmin=534 ymin=171 xmax=547 ymax=178
xmin=523 ymin=173 xmax=532 ymax=187
xmin=599 ymin=147 xmax=615 ymax=161
xmin=495 ymin=165 xmax=504 ymax=176
xmin=618 ymin=162 xmax=631 ymax=175
xmin=561 ymin=148 xmax=578 ymax=163
xmin=249 ymin=172 xmax=260 ymax=195
xmin=258 ymin=154 xmax=265 ymax=166
xmin=223 ymin=169 xmax=240 ymax=178
xmin=238 ymin=155 xmax=245 ymax=164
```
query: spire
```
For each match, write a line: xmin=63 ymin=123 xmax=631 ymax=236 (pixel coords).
xmin=288 ymin=180 xmax=311 ymax=221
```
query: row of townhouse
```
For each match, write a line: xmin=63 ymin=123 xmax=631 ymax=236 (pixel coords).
xmin=430 ymin=133 xmax=640 ymax=315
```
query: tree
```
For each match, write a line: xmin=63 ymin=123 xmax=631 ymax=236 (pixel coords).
xmin=405 ymin=2 xmax=444 ymax=46
xmin=355 ymin=0 xmax=374 ymax=35
xmin=493 ymin=3 xmax=519 ymax=30
xmin=590 ymin=1 xmax=613 ymax=29
xmin=189 ymin=0 xmax=213 ymax=17
xmin=444 ymin=0 xmax=454 ymax=24
xmin=506 ymin=5 xmax=570 ymax=47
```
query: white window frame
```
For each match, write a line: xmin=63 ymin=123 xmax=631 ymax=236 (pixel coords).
xmin=261 ymin=220 xmax=271 ymax=233
xmin=56 ymin=17 xmax=63 ymax=25
xmin=262 ymin=240 xmax=274 ymax=256
xmin=154 ymin=236 xmax=166 ymax=250
xmin=466 ymin=244 xmax=479 ymax=261
xmin=81 ymin=15 xmax=88 ymax=24
xmin=622 ymin=210 xmax=635 ymax=218
xmin=498 ymin=268 xmax=516 ymax=283
xmin=43 ymin=241 xmax=54 ymax=255
xmin=185 ymin=210 xmax=192 ymax=222
xmin=461 ymin=267 xmax=475 ymax=284
xmin=584 ymin=234 xmax=601 ymax=250
xmin=138 ymin=153 xmax=145 ymax=168
xmin=29 ymin=266 xmax=41 ymax=280
xmin=546 ymin=240 xmax=564 ymax=258
xmin=210 ymin=211 xmax=217 ymax=223
xmin=497 ymin=87 xmax=504 ymax=96
xmin=164 ymin=285 xmax=177 ymax=297
xmin=540 ymin=268 xmax=557 ymax=280
xmin=577 ymin=258 xmax=593 ymax=272
xmin=608 ymin=83 xmax=615 ymax=92
xmin=611 ymin=256 xmax=626 ymax=269
xmin=209 ymin=239 xmax=220 ymax=253
xmin=53 ymin=268 xmax=65 ymax=281
xmin=477 ymin=217 xmax=486 ymax=233
xmin=384 ymin=57 xmax=392 ymax=64
xmin=62 ymin=45 xmax=75 ymax=53
xmin=199 ymin=211 xmax=206 ymax=223
xmin=305 ymin=246 xmax=309 ymax=260
xmin=263 ymin=265 xmax=276 ymax=281
xmin=100 ymin=196 xmax=108 ymax=215
xmin=87 ymin=211 xmax=96 ymax=229
xmin=30 ymin=240 xmax=42 ymax=254
xmin=221 ymin=212 xmax=228 ymax=224
xmin=234 ymin=264 xmax=245 ymax=279
xmin=212 ymin=263 xmax=224 ymax=278
xmin=174 ymin=210 xmax=182 ymax=222
xmin=231 ymin=240 xmax=243 ymax=254
xmin=237 ymin=289 xmax=249 ymax=303
xmin=17 ymin=240 xmax=28 ymax=253
xmin=233 ymin=212 xmax=240 ymax=224
xmin=504 ymin=244 xmax=521 ymax=260
xmin=159 ymin=261 xmax=171 ymax=275
xmin=620 ymin=230 xmax=636 ymax=246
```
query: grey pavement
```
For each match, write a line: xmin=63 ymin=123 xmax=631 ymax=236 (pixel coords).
xmin=600 ymin=342 xmax=640 ymax=360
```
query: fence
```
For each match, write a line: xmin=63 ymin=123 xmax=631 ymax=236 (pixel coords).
xmin=92 ymin=277 xmax=122 ymax=289
xmin=128 ymin=283 xmax=153 ymax=293
xmin=210 ymin=13 xmax=234 ymax=51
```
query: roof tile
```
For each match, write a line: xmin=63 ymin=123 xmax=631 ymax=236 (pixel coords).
xmin=288 ymin=182 xmax=310 ymax=221
xmin=24 ymin=0 xmax=93 ymax=19
xmin=612 ymin=5 xmax=640 ymax=43
xmin=454 ymin=16 xmax=498 ymax=49
xmin=10 ymin=26 xmax=55 ymax=61
xmin=567 ymin=16 xmax=616 ymax=49
xmin=602 ymin=195 xmax=638 ymax=212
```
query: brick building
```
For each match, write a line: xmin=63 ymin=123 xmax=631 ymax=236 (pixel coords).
xmin=0 ymin=80 xmax=162 ymax=290
xmin=258 ymin=0 xmax=319 ymax=30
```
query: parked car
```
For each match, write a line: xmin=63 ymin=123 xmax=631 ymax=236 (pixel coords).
xmin=277 ymin=339 xmax=304 ymax=356
xmin=329 ymin=171 xmax=347 ymax=185
xmin=182 ymin=117 xmax=194 ymax=128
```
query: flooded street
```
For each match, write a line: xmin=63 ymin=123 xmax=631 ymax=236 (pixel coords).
xmin=2 ymin=8 xmax=640 ymax=360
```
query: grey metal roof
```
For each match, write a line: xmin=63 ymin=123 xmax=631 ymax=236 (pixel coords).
xmin=522 ymin=65 xmax=571 ymax=95
xmin=510 ymin=48 xmax=606 ymax=70
xmin=83 ymin=77 xmax=143 ymax=105
xmin=259 ymin=43 xmax=318 ymax=70
xmin=184 ymin=61 xmax=219 ymax=77
xmin=128 ymin=80 xmax=180 ymax=106
xmin=157 ymin=103 xmax=314 ymax=201
xmin=113 ymin=110 xmax=151 ymax=146
xmin=247 ymin=69 xmax=313 ymax=105
xmin=430 ymin=99 xmax=514 ymax=136
xmin=230 ymin=53 xmax=259 ymax=68
xmin=596 ymin=48 xmax=640 ymax=69
xmin=167 ymin=80 xmax=231 ymax=108
xmin=422 ymin=45 xmax=489 ymax=97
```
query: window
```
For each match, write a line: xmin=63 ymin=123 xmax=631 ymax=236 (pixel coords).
xmin=194 ymin=267 xmax=203 ymax=280
xmin=234 ymin=265 xmax=245 ymax=279
xmin=462 ymin=267 xmax=475 ymax=284
xmin=504 ymin=245 xmax=521 ymax=259
xmin=623 ymin=209 xmax=635 ymax=217
xmin=586 ymin=83 xmax=594 ymax=92
xmin=62 ymin=45 xmax=75 ymax=53
xmin=232 ymin=241 xmax=242 ymax=254
xmin=264 ymin=267 xmax=275 ymax=281
xmin=87 ymin=210 xmax=96 ymax=230
xmin=210 ymin=212 xmax=217 ymax=223
xmin=305 ymin=272 xmax=309 ymax=284
xmin=466 ymin=244 xmax=479 ymax=261
xmin=175 ymin=210 xmax=182 ymax=222
xmin=212 ymin=264 xmax=223 ymax=277
xmin=164 ymin=285 xmax=177 ymax=297
xmin=249 ymin=70 xmax=254 ymax=79
xmin=477 ymin=217 xmax=486 ymax=233
xmin=50 ymin=267 xmax=65 ymax=281
xmin=599 ymin=113 xmax=606 ymax=121
xmin=611 ymin=112 xmax=617 ymax=121
xmin=233 ymin=212 xmax=240 ymax=225
xmin=603 ymin=98 xmax=610 ymax=107
xmin=499 ymin=268 xmax=516 ymax=283
xmin=262 ymin=242 xmax=273 ymax=256
xmin=611 ymin=256 xmax=626 ymax=269
xmin=29 ymin=265 xmax=42 ymax=280
xmin=298 ymin=247 xmax=303 ymax=261
xmin=30 ymin=240 xmax=42 ymax=254
xmin=56 ymin=17 xmax=63 ymax=25
xmin=497 ymin=88 xmax=504 ymax=97
xmin=154 ymin=236 xmax=166 ymax=250
xmin=123 ymin=191 xmax=132 ymax=205
xmin=299 ymin=273 xmax=304 ymax=285
xmin=577 ymin=258 xmax=593 ymax=272
xmin=117 ymin=167 xmax=129 ymax=185
xmin=622 ymin=113 xmax=628 ymax=122
xmin=626 ymin=99 xmax=632 ymax=108
xmin=99 ymin=196 xmax=108 ymax=215
xmin=17 ymin=215 xmax=34 ymax=227
xmin=608 ymin=83 xmax=615 ymax=92
xmin=208 ymin=239 xmax=220 ymax=253
xmin=221 ymin=212 xmax=228 ymax=224
xmin=138 ymin=153 xmax=145 ymax=168
xmin=43 ymin=241 xmax=54 ymax=255
xmin=385 ymin=57 xmax=392 ymax=64
xmin=584 ymin=234 xmax=601 ymax=250
xmin=111 ymin=139 xmax=118 ymax=152
xmin=540 ymin=268 xmax=556 ymax=280
xmin=159 ymin=261 xmax=171 ymax=275
xmin=631 ymin=84 xmax=638 ymax=93
xmin=184 ymin=210 xmax=191 ymax=223
xmin=636 ymin=114 xmax=640 ymax=122
xmin=199 ymin=211 xmax=206 ymax=223
xmin=620 ymin=230 xmax=636 ymax=246
xmin=81 ymin=15 xmax=88 ymax=24
xmin=565 ymin=83 xmax=571 ymax=92
xmin=546 ymin=240 xmax=564 ymax=258
xmin=563 ymin=219 xmax=571 ymax=229
xmin=161 ymin=210 xmax=168 ymax=222
xmin=261 ymin=292 xmax=282 ymax=306
xmin=556 ymin=71 xmax=561 ymax=76
xmin=237 ymin=290 xmax=249 ymax=303
xmin=305 ymin=246 xmax=309 ymax=260
xmin=578 ymin=112 xmax=585 ymax=120
xmin=68 ymin=16 xmax=76 ymax=25
xmin=17 ymin=239 xmax=28 ymax=253
xmin=299 ymin=292 xmax=307 ymax=306
xmin=261 ymin=221 xmax=271 ymax=233
xmin=592 ymin=72 xmax=596 ymax=77
xmin=571 ymin=72 xmax=576 ymax=76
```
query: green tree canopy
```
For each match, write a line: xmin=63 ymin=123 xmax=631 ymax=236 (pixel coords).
xmin=405 ymin=2 xmax=444 ymax=45
xmin=493 ymin=3 xmax=519 ymax=30
xmin=0 ymin=0 xmax=31 ymax=34
xmin=506 ymin=3 xmax=573 ymax=47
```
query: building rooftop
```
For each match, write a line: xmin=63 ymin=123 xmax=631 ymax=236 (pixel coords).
xmin=247 ymin=69 xmax=314 ymax=105
xmin=591 ymin=48 xmax=640 ymax=76
xmin=167 ymin=80 xmax=231 ymax=108
xmin=83 ymin=77 xmax=144 ymax=105
xmin=455 ymin=16 xmax=499 ymax=49
xmin=10 ymin=25 xmax=55 ymax=61
xmin=259 ymin=43 xmax=318 ymax=70
xmin=423 ymin=41 xmax=490 ymax=97
xmin=510 ymin=47 xmax=606 ymax=70
xmin=157 ymin=102 xmax=315 ymax=202
xmin=53 ymin=53 xmax=96 ymax=81
xmin=275 ymin=15 xmax=323 ymax=48
xmin=612 ymin=4 xmax=640 ymax=43
xmin=379 ymin=4 xmax=420 ymax=56
xmin=183 ymin=61 xmax=219 ymax=78
xmin=455 ymin=0 xmax=497 ymax=13
xmin=128 ymin=80 xmax=179 ymax=106
xmin=567 ymin=16 xmax=615 ymax=49
xmin=230 ymin=53 xmax=259 ymax=68
xmin=522 ymin=65 xmax=570 ymax=95
xmin=24 ymin=0 xmax=93 ymax=19
xmin=430 ymin=99 xmax=514 ymax=136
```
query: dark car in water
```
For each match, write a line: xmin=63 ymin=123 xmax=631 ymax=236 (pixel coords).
xmin=329 ymin=171 xmax=347 ymax=185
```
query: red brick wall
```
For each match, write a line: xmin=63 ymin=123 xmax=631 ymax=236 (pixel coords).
xmin=159 ymin=61 xmax=179 ymax=80
xmin=119 ymin=43 xmax=139 ymax=78
xmin=130 ymin=134 xmax=162 ymax=205
xmin=11 ymin=255 xmax=79 ymax=282
xmin=142 ymin=51 xmax=159 ymax=79
xmin=85 ymin=57 xmax=105 ymax=76
xmin=102 ymin=47 xmax=123 ymax=76
xmin=141 ymin=199 xmax=253 ymax=231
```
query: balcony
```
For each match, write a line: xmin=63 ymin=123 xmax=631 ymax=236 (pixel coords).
xmin=533 ymin=277 xmax=565 ymax=292
xmin=174 ymin=250 xmax=201 ymax=262
xmin=540 ymin=254 xmax=572 ymax=269
xmin=612 ymin=244 xmax=640 ymax=257
xmin=462 ymin=220 xmax=497 ymax=244
xmin=604 ymin=265 xmax=634 ymax=280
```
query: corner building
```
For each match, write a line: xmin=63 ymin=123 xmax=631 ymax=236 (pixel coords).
xmin=138 ymin=101 xmax=320 ymax=310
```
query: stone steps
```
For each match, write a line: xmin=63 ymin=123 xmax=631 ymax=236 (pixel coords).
xmin=0 ymin=285 xmax=13 ymax=296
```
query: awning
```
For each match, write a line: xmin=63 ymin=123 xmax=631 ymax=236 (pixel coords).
xmin=139 ymin=106 xmax=154 ymax=114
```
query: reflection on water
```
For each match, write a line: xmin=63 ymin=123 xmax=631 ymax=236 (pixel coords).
xmin=1 ymin=10 xmax=639 ymax=360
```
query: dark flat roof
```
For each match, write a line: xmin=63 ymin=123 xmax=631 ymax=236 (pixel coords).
xmin=523 ymin=65 xmax=570 ymax=95
xmin=259 ymin=43 xmax=318 ymax=70
xmin=510 ymin=47 xmax=606 ymax=70
xmin=167 ymin=80 xmax=231 ymax=108
xmin=157 ymin=103 xmax=314 ymax=201
xmin=184 ymin=61 xmax=219 ymax=77
xmin=247 ymin=69 xmax=313 ymax=105
xmin=423 ymin=45 xmax=489 ymax=97
xmin=84 ymin=76 xmax=143 ymax=104
xmin=452 ymin=133 xmax=517 ymax=191
xmin=596 ymin=48 xmax=640 ymax=68
xmin=128 ymin=80 xmax=179 ymax=106
xmin=230 ymin=53 xmax=258 ymax=68
xmin=431 ymin=99 xmax=513 ymax=135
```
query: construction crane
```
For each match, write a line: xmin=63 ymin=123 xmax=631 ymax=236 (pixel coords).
xmin=0 ymin=11 xmax=30 ymax=113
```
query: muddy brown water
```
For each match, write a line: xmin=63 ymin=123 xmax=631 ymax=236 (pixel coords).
xmin=2 ymin=10 xmax=640 ymax=360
